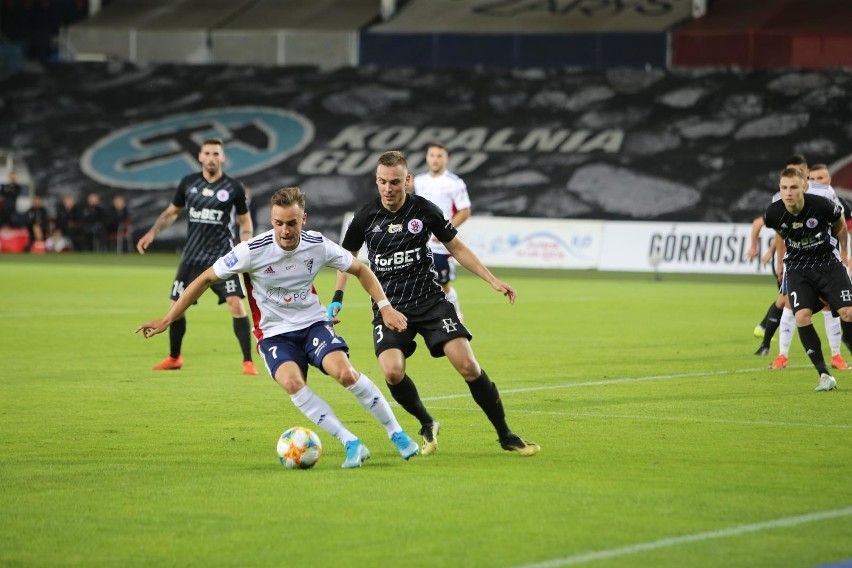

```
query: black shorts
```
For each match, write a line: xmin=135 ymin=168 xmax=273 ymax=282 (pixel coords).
xmin=786 ymin=264 xmax=852 ymax=316
xmin=372 ymin=299 xmax=471 ymax=358
xmin=170 ymin=261 xmax=245 ymax=304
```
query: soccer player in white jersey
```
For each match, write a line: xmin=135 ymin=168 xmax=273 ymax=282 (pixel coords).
xmin=411 ymin=143 xmax=471 ymax=321
xmin=136 ymin=187 xmax=420 ymax=469
xmin=751 ymin=155 xmax=850 ymax=370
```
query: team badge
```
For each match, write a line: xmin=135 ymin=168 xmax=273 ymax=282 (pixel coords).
xmin=408 ymin=219 xmax=423 ymax=234
xmin=806 ymin=218 xmax=818 ymax=228
xmin=304 ymin=259 xmax=314 ymax=273
xmin=216 ymin=189 xmax=229 ymax=202
xmin=388 ymin=224 xmax=402 ymax=234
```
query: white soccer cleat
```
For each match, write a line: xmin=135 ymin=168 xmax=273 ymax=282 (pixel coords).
xmin=815 ymin=373 xmax=837 ymax=392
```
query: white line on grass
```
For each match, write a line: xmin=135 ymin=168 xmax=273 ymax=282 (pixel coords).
xmin=420 ymin=367 xmax=809 ymax=402
xmin=509 ymin=506 xmax=852 ymax=568
xmin=426 ymin=405 xmax=852 ymax=430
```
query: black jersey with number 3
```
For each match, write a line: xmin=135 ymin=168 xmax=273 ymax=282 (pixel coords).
xmin=763 ymin=193 xmax=843 ymax=271
xmin=173 ymin=173 xmax=248 ymax=266
xmin=342 ymin=194 xmax=457 ymax=315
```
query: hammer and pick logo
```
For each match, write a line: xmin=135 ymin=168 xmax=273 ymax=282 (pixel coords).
xmin=81 ymin=107 xmax=314 ymax=190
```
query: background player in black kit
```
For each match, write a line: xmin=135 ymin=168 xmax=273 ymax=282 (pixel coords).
xmin=332 ymin=150 xmax=539 ymax=456
xmin=136 ymin=138 xmax=258 ymax=375
xmin=763 ymin=166 xmax=852 ymax=392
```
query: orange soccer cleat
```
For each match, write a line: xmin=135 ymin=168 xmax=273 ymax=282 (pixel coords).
xmin=152 ymin=355 xmax=183 ymax=371
xmin=768 ymin=354 xmax=788 ymax=369
xmin=831 ymin=354 xmax=849 ymax=370
xmin=242 ymin=361 xmax=259 ymax=375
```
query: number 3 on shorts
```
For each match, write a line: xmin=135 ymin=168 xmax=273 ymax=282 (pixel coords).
xmin=374 ymin=324 xmax=384 ymax=343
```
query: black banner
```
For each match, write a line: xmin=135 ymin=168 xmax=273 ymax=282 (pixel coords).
xmin=1 ymin=63 xmax=850 ymax=248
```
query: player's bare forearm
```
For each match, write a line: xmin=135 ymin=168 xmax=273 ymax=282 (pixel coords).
xmin=137 ymin=205 xmax=181 ymax=254
xmin=347 ymin=260 xmax=407 ymax=330
xmin=451 ymin=208 xmax=471 ymax=228
xmin=237 ymin=212 xmax=253 ymax=242
xmin=445 ymin=236 xmax=516 ymax=304
xmin=747 ymin=216 xmax=765 ymax=260
xmin=135 ymin=267 xmax=219 ymax=338
xmin=150 ymin=208 xmax=179 ymax=236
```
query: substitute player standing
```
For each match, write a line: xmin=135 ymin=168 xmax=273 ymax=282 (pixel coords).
xmin=763 ymin=166 xmax=852 ymax=392
xmin=136 ymin=138 xmax=258 ymax=375
xmin=411 ymin=143 xmax=471 ymax=321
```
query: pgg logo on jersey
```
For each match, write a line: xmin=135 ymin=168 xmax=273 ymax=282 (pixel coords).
xmin=81 ymin=107 xmax=314 ymax=190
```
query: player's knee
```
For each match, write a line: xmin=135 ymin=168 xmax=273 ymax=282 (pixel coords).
xmin=275 ymin=373 xmax=305 ymax=395
xmin=382 ymin=368 xmax=405 ymax=384
xmin=456 ymin=359 xmax=481 ymax=380
xmin=334 ymin=366 xmax=359 ymax=387
xmin=838 ymin=307 xmax=852 ymax=322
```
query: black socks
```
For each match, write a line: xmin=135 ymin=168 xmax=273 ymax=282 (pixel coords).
xmin=169 ymin=317 xmax=186 ymax=358
xmin=233 ymin=316 xmax=253 ymax=361
xmin=467 ymin=370 xmax=511 ymax=440
xmin=387 ymin=374 xmax=434 ymax=426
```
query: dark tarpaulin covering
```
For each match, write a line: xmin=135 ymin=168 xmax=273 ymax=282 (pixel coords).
xmin=1 ymin=62 xmax=850 ymax=249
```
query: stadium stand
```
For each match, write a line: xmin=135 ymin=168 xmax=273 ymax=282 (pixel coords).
xmin=673 ymin=0 xmax=852 ymax=68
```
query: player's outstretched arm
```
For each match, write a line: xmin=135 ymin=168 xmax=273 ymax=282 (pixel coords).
xmin=135 ymin=266 xmax=222 ymax=338
xmin=236 ymin=212 xmax=253 ymax=242
xmin=746 ymin=216 xmax=765 ymax=261
xmin=136 ymin=204 xmax=182 ymax=254
xmin=326 ymin=265 xmax=354 ymax=321
xmin=444 ymin=236 xmax=516 ymax=304
xmin=345 ymin=258 xmax=407 ymax=332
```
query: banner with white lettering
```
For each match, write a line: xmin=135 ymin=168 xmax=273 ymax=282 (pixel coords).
xmin=1 ymin=63 xmax=850 ymax=253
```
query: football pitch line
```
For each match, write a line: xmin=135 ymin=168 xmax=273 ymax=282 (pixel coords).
xmin=423 ymin=367 xmax=852 ymax=429
xmin=508 ymin=506 xmax=852 ymax=568
xmin=427 ymin=405 xmax=852 ymax=430
xmin=421 ymin=366 xmax=812 ymax=402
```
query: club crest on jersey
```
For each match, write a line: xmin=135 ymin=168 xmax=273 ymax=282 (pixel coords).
xmin=806 ymin=218 xmax=818 ymax=228
xmin=202 ymin=188 xmax=215 ymax=197
xmin=224 ymin=251 xmax=238 ymax=268
xmin=216 ymin=189 xmax=229 ymax=202
xmin=792 ymin=222 xmax=803 ymax=229
xmin=408 ymin=219 xmax=423 ymax=234
xmin=304 ymin=259 xmax=314 ymax=273
xmin=388 ymin=224 xmax=403 ymax=234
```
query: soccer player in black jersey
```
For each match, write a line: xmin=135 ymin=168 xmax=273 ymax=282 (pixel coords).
xmin=136 ymin=138 xmax=258 ymax=375
xmin=763 ymin=166 xmax=852 ymax=392
xmin=332 ymin=150 xmax=539 ymax=456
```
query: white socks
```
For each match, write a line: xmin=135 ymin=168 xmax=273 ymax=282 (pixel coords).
xmin=289 ymin=386 xmax=356 ymax=444
xmin=347 ymin=374 xmax=402 ymax=437
xmin=779 ymin=307 xmax=794 ymax=356
xmin=823 ymin=310 xmax=842 ymax=356
xmin=779 ymin=307 xmax=842 ymax=356
xmin=446 ymin=286 xmax=463 ymax=322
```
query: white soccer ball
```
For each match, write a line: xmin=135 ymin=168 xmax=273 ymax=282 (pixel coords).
xmin=277 ymin=426 xmax=323 ymax=469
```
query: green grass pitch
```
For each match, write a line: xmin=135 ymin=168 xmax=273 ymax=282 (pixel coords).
xmin=0 ymin=253 xmax=850 ymax=567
